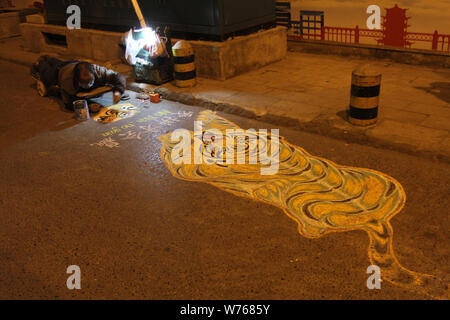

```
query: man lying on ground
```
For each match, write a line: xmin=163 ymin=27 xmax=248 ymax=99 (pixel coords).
xmin=31 ymin=55 xmax=127 ymax=112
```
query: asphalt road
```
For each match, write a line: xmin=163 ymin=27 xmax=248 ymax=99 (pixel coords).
xmin=0 ymin=61 xmax=448 ymax=300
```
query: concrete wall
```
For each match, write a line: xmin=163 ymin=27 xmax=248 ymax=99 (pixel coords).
xmin=20 ymin=22 xmax=124 ymax=62
xmin=21 ymin=23 xmax=287 ymax=80
xmin=188 ymin=26 xmax=287 ymax=80
xmin=1 ymin=8 xmax=38 ymax=39
xmin=0 ymin=11 xmax=20 ymax=38
xmin=288 ymin=39 xmax=450 ymax=68
xmin=2 ymin=0 xmax=35 ymax=8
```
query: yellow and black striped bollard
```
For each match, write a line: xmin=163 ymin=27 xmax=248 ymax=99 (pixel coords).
xmin=172 ymin=40 xmax=196 ymax=88
xmin=349 ymin=65 xmax=381 ymax=126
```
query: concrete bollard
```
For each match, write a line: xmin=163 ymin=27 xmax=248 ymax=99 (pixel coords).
xmin=172 ymin=40 xmax=196 ymax=88
xmin=349 ymin=64 xmax=381 ymax=126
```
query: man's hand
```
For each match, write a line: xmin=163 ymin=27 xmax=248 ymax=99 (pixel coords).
xmin=113 ymin=91 xmax=122 ymax=104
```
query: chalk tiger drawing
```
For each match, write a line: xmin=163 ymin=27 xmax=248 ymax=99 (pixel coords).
xmin=158 ymin=110 xmax=448 ymax=299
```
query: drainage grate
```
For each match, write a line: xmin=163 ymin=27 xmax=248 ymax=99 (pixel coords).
xmin=42 ymin=32 xmax=67 ymax=47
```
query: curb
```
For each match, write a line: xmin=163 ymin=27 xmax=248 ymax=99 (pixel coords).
xmin=127 ymin=82 xmax=450 ymax=163
xmin=0 ymin=49 xmax=38 ymax=67
xmin=1 ymin=52 xmax=447 ymax=163
xmin=288 ymin=40 xmax=450 ymax=69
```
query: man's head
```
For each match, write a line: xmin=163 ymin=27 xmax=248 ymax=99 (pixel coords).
xmin=75 ymin=62 xmax=95 ymax=90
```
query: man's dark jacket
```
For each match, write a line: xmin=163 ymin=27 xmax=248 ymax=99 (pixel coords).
xmin=33 ymin=55 xmax=126 ymax=109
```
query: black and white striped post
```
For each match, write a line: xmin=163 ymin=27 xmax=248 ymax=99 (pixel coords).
xmin=349 ymin=65 xmax=381 ymax=126
xmin=172 ymin=40 xmax=196 ymax=88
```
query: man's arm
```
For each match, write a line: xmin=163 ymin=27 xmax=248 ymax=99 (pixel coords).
xmin=61 ymin=89 xmax=75 ymax=110
xmin=92 ymin=65 xmax=126 ymax=104
xmin=93 ymin=65 xmax=126 ymax=94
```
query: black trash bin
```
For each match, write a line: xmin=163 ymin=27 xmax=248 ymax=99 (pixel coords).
xmin=131 ymin=26 xmax=174 ymax=85
xmin=44 ymin=0 xmax=276 ymax=41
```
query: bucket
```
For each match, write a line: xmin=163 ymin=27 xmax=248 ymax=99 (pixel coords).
xmin=150 ymin=92 xmax=161 ymax=103
xmin=73 ymin=100 xmax=90 ymax=121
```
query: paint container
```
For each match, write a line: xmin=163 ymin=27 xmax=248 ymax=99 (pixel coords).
xmin=73 ymin=100 xmax=90 ymax=121
xmin=120 ymin=93 xmax=131 ymax=101
xmin=137 ymin=93 xmax=149 ymax=100
xmin=150 ymin=92 xmax=161 ymax=103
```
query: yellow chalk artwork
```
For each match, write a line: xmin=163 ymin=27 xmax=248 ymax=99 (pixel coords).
xmin=159 ymin=110 xmax=448 ymax=299
xmin=93 ymin=103 xmax=140 ymax=124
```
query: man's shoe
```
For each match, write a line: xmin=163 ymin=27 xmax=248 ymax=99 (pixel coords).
xmin=30 ymin=62 xmax=40 ymax=80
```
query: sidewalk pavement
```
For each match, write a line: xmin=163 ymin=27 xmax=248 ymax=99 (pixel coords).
xmin=2 ymin=36 xmax=449 ymax=162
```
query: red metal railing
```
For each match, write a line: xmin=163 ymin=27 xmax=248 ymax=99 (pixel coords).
xmin=322 ymin=26 xmax=357 ymax=43
xmin=406 ymin=32 xmax=434 ymax=42
xmin=358 ymin=28 xmax=384 ymax=39
xmin=287 ymin=23 xmax=450 ymax=52
xmin=433 ymin=32 xmax=450 ymax=51
xmin=288 ymin=26 xmax=381 ymax=44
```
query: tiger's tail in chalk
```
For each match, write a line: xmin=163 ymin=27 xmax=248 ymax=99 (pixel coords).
xmin=365 ymin=221 xmax=449 ymax=299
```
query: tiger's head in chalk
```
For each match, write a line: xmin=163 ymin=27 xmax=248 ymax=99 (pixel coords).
xmin=160 ymin=114 xmax=281 ymax=176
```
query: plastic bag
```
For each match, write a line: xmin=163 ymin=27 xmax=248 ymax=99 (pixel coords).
xmin=125 ymin=28 xmax=168 ymax=65
xmin=125 ymin=29 xmax=140 ymax=65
